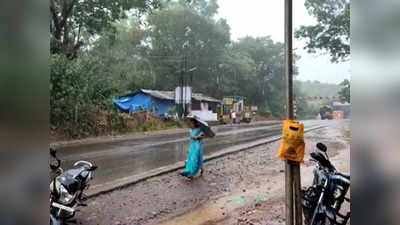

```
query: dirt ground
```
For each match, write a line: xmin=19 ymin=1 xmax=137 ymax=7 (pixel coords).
xmin=77 ymin=120 xmax=350 ymax=225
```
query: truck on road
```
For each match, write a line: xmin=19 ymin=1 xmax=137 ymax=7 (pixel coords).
xmin=320 ymin=105 xmax=333 ymax=120
xmin=218 ymin=96 xmax=257 ymax=124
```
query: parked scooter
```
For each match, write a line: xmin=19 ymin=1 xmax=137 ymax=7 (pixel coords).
xmin=302 ymin=143 xmax=350 ymax=225
xmin=49 ymin=148 xmax=97 ymax=225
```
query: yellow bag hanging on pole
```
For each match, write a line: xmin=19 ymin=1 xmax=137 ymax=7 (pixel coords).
xmin=276 ymin=120 xmax=305 ymax=162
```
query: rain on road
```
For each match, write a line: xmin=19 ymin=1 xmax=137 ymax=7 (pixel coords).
xmin=57 ymin=120 xmax=327 ymax=187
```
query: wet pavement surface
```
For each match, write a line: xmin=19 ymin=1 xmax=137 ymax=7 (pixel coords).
xmin=57 ymin=120 xmax=328 ymax=187
xmin=75 ymin=120 xmax=349 ymax=225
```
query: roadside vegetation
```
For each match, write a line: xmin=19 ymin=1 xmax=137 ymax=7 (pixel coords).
xmin=50 ymin=0 xmax=347 ymax=140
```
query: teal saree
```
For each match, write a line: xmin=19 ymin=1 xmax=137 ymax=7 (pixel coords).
xmin=180 ymin=128 xmax=203 ymax=178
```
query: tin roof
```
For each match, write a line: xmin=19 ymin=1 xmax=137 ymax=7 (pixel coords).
xmin=332 ymin=101 xmax=350 ymax=106
xmin=141 ymin=89 xmax=174 ymax=100
xmin=138 ymin=89 xmax=220 ymax=103
xmin=192 ymin=93 xmax=221 ymax=103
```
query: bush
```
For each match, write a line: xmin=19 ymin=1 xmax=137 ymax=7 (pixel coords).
xmin=50 ymin=54 xmax=118 ymax=139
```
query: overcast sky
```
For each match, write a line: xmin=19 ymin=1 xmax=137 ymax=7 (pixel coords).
xmin=216 ymin=0 xmax=350 ymax=85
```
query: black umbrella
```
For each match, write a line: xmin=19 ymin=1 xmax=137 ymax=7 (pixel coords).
xmin=187 ymin=114 xmax=215 ymax=138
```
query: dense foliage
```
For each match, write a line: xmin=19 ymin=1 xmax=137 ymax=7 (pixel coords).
xmin=295 ymin=80 xmax=341 ymax=97
xmin=50 ymin=0 xmax=161 ymax=58
xmin=338 ymin=79 xmax=350 ymax=103
xmin=294 ymin=80 xmax=341 ymax=119
xmin=51 ymin=0 xmax=331 ymax=139
xmin=295 ymin=0 xmax=350 ymax=63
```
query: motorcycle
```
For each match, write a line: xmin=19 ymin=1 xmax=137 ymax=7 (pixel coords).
xmin=49 ymin=148 xmax=97 ymax=225
xmin=302 ymin=143 xmax=350 ymax=225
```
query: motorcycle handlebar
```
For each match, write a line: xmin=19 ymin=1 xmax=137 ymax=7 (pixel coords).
xmin=336 ymin=172 xmax=350 ymax=180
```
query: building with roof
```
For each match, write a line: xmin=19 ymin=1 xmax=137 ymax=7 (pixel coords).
xmin=112 ymin=89 xmax=221 ymax=121
xmin=112 ymin=89 xmax=175 ymax=116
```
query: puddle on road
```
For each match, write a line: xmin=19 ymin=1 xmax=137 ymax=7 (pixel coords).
xmin=228 ymin=193 xmax=269 ymax=206
xmin=156 ymin=190 xmax=272 ymax=225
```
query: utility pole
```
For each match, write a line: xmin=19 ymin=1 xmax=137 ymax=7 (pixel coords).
xmin=284 ymin=0 xmax=302 ymax=225
xmin=179 ymin=56 xmax=184 ymax=118
xmin=183 ymin=54 xmax=188 ymax=116
xmin=180 ymin=7 xmax=187 ymax=119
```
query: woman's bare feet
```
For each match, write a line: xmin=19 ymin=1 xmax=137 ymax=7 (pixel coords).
xmin=184 ymin=177 xmax=193 ymax=182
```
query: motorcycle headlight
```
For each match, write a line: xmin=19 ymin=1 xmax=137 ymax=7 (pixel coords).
xmin=59 ymin=184 xmax=75 ymax=204
xmin=52 ymin=179 xmax=76 ymax=205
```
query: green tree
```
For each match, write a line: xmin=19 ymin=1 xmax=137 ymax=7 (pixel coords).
xmin=186 ymin=0 xmax=219 ymax=18
xmin=147 ymin=1 xmax=230 ymax=93
xmin=215 ymin=47 xmax=256 ymax=99
xmin=295 ymin=0 xmax=350 ymax=63
xmin=296 ymin=98 xmax=319 ymax=119
xmin=50 ymin=0 xmax=161 ymax=58
xmin=88 ymin=18 xmax=156 ymax=92
xmin=234 ymin=36 xmax=291 ymax=117
xmin=338 ymin=79 xmax=350 ymax=103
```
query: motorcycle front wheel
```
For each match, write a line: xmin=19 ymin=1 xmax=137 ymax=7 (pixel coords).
xmin=50 ymin=214 xmax=64 ymax=225
xmin=309 ymin=213 xmax=336 ymax=225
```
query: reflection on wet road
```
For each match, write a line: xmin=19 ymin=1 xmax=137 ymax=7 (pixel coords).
xmin=58 ymin=120 xmax=328 ymax=186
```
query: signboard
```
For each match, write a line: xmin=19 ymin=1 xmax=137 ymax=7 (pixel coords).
xmin=175 ymin=86 xmax=192 ymax=104
xmin=223 ymin=97 xmax=233 ymax=105
xmin=251 ymin=106 xmax=258 ymax=111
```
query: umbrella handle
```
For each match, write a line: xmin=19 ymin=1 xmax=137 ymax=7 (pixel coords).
xmin=191 ymin=135 xmax=204 ymax=140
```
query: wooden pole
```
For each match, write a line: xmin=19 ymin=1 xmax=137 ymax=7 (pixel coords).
xmin=285 ymin=161 xmax=294 ymax=225
xmin=285 ymin=0 xmax=302 ymax=224
xmin=294 ymin=164 xmax=302 ymax=225
xmin=284 ymin=0 xmax=294 ymax=121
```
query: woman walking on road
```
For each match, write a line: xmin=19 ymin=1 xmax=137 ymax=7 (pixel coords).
xmin=180 ymin=116 xmax=206 ymax=181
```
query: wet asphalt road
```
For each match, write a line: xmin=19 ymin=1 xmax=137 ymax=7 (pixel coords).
xmin=57 ymin=120 xmax=328 ymax=187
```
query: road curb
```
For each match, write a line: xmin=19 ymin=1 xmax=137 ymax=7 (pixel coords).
xmin=86 ymin=125 xmax=326 ymax=198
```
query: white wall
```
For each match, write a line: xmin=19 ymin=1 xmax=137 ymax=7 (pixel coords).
xmin=191 ymin=110 xmax=218 ymax=121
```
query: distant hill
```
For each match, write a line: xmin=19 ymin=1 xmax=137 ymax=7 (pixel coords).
xmin=294 ymin=80 xmax=341 ymax=97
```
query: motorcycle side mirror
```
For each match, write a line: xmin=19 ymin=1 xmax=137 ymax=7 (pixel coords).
xmin=88 ymin=165 xmax=98 ymax=171
xmin=50 ymin=164 xmax=59 ymax=170
xmin=50 ymin=148 xmax=57 ymax=157
xmin=316 ymin=143 xmax=327 ymax=152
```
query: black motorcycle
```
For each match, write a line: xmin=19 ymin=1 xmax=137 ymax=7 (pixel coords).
xmin=49 ymin=148 xmax=97 ymax=225
xmin=302 ymin=143 xmax=350 ymax=225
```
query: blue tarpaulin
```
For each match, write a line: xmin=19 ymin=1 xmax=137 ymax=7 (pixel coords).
xmin=112 ymin=91 xmax=175 ymax=116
